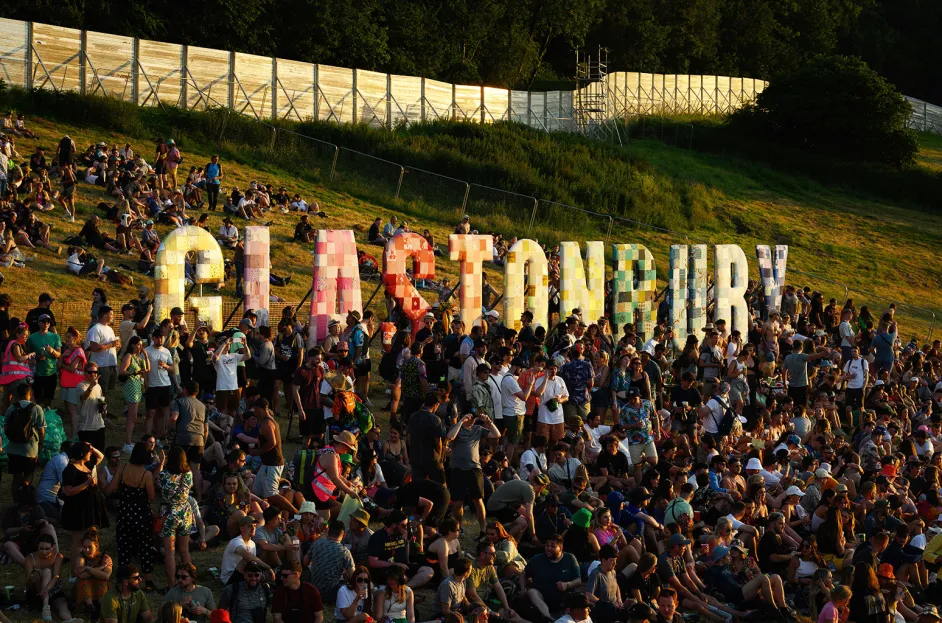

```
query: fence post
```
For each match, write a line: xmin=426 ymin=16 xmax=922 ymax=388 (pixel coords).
xmin=386 ymin=73 xmax=392 ymax=129
xmin=926 ymin=102 xmax=929 ymax=133
xmin=180 ymin=45 xmax=188 ymax=110
xmin=420 ymin=77 xmax=426 ymax=122
xmin=352 ymin=68 xmax=358 ymax=124
xmin=24 ymin=21 xmax=32 ymax=90
xmin=480 ymin=85 xmax=485 ymax=123
xmin=527 ymin=91 xmax=532 ymax=127
xmin=78 ymin=29 xmax=87 ymax=95
xmin=543 ymin=91 xmax=548 ymax=130
xmin=527 ymin=199 xmax=538 ymax=236
xmin=451 ymin=83 xmax=457 ymax=120
xmin=508 ymin=89 xmax=512 ymax=123
xmin=329 ymin=146 xmax=339 ymax=182
xmin=461 ymin=183 xmax=470 ymax=213
xmin=395 ymin=166 xmax=405 ymax=199
xmin=271 ymin=57 xmax=278 ymax=121
xmin=313 ymin=64 xmax=320 ymax=120
xmin=131 ymin=37 xmax=140 ymax=105
xmin=227 ymin=51 xmax=235 ymax=110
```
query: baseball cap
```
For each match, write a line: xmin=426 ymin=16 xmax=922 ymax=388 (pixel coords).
xmin=239 ymin=515 xmax=258 ymax=527
xmin=38 ymin=314 xmax=51 ymax=322
xmin=668 ymin=533 xmax=691 ymax=547
xmin=38 ymin=293 xmax=53 ymax=303
xmin=170 ymin=307 xmax=184 ymax=316
xmin=785 ymin=485 xmax=805 ymax=497
xmin=711 ymin=546 xmax=730 ymax=562
xmin=485 ymin=310 xmax=499 ymax=319
xmin=244 ymin=561 xmax=264 ymax=574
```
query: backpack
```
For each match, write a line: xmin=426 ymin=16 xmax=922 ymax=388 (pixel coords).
xmin=5 ymin=401 xmax=35 ymax=444
xmin=292 ymin=449 xmax=320 ymax=492
xmin=709 ymin=396 xmax=736 ymax=436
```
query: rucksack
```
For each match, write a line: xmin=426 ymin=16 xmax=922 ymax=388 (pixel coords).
xmin=5 ymin=401 xmax=35 ymax=444
xmin=709 ymin=396 xmax=736 ymax=436
xmin=292 ymin=449 xmax=320 ymax=492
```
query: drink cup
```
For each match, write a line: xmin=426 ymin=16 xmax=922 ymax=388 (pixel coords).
xmin=5 ymin=586 xmax=13 ymax=601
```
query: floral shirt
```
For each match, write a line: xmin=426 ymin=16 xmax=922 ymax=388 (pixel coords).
xmin=158 ymin=471 xmax=195 ymax=524
xmin=559 ymin=359 xmax=594 ymax=406
xmin=622 ymin=399 xmax=655 ymax=445
xmin=609 ymin=368 xmax=631 ymax=400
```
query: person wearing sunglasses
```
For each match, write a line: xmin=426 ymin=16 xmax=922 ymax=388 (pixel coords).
xmin=219 ymin=561 xmax=271 ymax=623
xmin=76 ymin=363 xmax=107 ymax=453
xmin=101 ymin=564 xmax=154 ymax=623
xmin=272 ymin=559 xmax=324 ymax=623
xmin=163 ymin=563 xmax=215 ymax=623
xmin=335 ymin=566 xmax=373 ymax=623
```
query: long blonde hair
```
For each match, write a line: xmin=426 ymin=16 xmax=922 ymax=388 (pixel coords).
xmin=158 ymin=602 xmax=184 ymax=623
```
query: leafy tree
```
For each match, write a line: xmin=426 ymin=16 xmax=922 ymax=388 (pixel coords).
xmin=732 ymin=55 xmax=918 ymax=169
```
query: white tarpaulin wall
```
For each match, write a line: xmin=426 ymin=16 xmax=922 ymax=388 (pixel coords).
xmin=11 ymin=16 xmax=937 ymax=135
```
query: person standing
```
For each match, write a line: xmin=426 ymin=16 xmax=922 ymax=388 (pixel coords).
xmin=214 ymin=335 xmax=252 ymax=417
xmin=406 ymin=393 xmax=446 ymax=483
xmin=26 ymin=314 xmax=60 ymax=406
xmin=204 ymin=155 xmax=223 ymax=211
xmin=534 ymin=361 xmax=569 ymax=449
xmin=4 ymin=381 xmax=45 ymax=488
xmin=119 ymin=336 xmax=149 ymax=453
xmin=85 ymin=306 xmax=120 ymax=395
xmin=25 ymin=292 xmax=57 ymax=334
xmin=157 ymin=447 xmax=195 ymax=588
xmin=272 ymin=559 xmax=325 ymax=623
xmin=166 ymin=140 xmax=182 ymax=189
xmin=559 ymin=343 xmax=593 ymax=426
xmin=446 ymin=413 xmax=500 ymax=535
xmin=145 ymin=329 xmax=174 ymax=439
xmin=77 ymin=362 xmax=107 ymax=452
xmin=842 ymin=346 xmax=869 ymax=415
xmin=251 ymin=398 xmax=298 ymax=514
xmin=170 ymin=381 xmax=207 ymax=501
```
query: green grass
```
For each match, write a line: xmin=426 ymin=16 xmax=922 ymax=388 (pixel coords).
xmin=0 ymin=86 xmax=937 ymax=620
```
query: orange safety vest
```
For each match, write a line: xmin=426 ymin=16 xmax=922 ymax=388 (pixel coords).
xmin=0 ymin=340 xmax=31 ymax=385
xmin=311 ymin=446 xmax=340 ymax=503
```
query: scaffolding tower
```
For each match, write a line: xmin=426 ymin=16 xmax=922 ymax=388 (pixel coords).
xmin=575 ymin=47 xmax=621 ymax=144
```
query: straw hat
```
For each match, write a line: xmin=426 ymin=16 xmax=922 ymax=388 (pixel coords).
xmin=327 ymin=370 xmax=354 ymax=392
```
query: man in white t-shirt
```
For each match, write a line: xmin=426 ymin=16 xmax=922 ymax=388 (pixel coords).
xmin=842 ymin=346 xmax=869 ymax=411
xmin=535 ymin=361 xmax=569 ymax=448
xmin=517 ymin=436 xmax=548 ymax=481
xmin=500 ymin=370 xmax=533 ymax=465
xmin=220 ymin=516 xmax=272 ymax=585
xmin=838 ymin=309 xmax=856 ymax=363
xmin=213 ymin=335 xmax=252 ymax=416
xmin=698 ymin=382 xmax=731 ymax=440
xmin=145 ymin=329 xmax=175 ymax=437
xmin=85 ymin=305 xmax=120 ymax=391
xmin=583 ymin=413 xmax=612 ymax=460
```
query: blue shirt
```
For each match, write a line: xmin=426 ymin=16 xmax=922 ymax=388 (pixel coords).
xmin=205 ymin=162 xmax=221 ymax=185
xmin=347 ymin=325 xmax=367 ymax=364
xmin=709 ymin=469 xmax=728 ymax=494
xmin=559 ymin=359 xmax=593 ymax=406
xmin=873 ymin=330 xmax=896 ymax=364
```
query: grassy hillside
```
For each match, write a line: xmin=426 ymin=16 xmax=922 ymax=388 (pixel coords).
xmin=0 ymin=87 xmax=939 ymax=342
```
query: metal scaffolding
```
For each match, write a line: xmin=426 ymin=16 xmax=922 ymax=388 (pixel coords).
xmin=574 ymin=46 xmax=621 ymax=144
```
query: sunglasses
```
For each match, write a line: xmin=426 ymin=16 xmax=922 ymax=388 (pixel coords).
xmin=356 ymin=578 xmax=370 ymax=584
xmin=176 ymin=574 xmax=190 ymax=579
xmin=85 ymin=370 xmax=99 ymax=375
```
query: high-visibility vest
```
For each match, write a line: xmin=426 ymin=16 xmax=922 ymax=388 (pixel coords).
xmin=0 ymin=340 xmax=31 ymax=385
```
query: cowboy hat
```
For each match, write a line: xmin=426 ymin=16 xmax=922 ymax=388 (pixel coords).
xmin=333 ymin=430 xmax=359 ymax=451
xmin=327 ymin=370 xmax=354 ymax=392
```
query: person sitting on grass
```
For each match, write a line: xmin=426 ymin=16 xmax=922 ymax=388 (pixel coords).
xmin=101 ymin=564 xmax=153 ymax=623
xmin=2 ymin=484 xmax=58 ymax=567
xmin=24 ymin=534 xmax=81 ymax=623
xmin=294 ymin=214 xmax=315 ymax=242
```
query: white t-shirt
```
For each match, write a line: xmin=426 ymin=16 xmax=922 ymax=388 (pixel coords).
xmin=843 ymin=358 xmax=869 ymax=389
xmin=145 ymin=345 xmax=173 ymax=387
xmin=839 ymin=321 xmax=855 ymax=347
xmin=214 ymin=353 xmax=242 ymax=391
xmin=335 ymin=585 xmax=366 ymax=621
xmin=701 ymin=397 xmax=724 ymax=435
xmin=85 ymin=323 xmax=118 ymax=367
xmin=911 ymin=534 xmax=927 ymax=550
xmin=537 ymin=376 xmax=568 ymax=425
xmin=487 ymin=373 xmax=504 ymax=420
xmin=501 ymin=374 xmax=526 ymax=417
xmin=66 ymin=253 xmax=84 ymax=275
xmin=584 ymin=424 xmax=612 ymax=454
xmin=517 ymin=449 xmax=547 ymax=480
xmin=617 ymin=438 xmax=634 ymax=465
xmin=725 ymin=514 xmax=745 ymax=530
xmin=320 ymin=378 xmax=334 ymax=420
xmin=217 ymin=224 xmax=238 ymax=240
xmin=220 ymin=536 xmax=256 ymax=584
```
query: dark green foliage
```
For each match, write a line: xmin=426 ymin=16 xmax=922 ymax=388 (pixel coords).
xmin=0 ymin=0 xmax=939 ymax=101
xmin=732 ymin=55 xmax=918 ymax=169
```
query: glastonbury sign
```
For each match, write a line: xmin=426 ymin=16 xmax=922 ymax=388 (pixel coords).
xmin=152 ymin=226 xmax=788 ymax=350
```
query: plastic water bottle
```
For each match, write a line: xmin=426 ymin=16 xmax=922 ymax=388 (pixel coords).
xmin=287 ymin=461 xmax=295 ymax=480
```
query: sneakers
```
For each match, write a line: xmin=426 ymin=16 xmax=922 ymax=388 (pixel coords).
xmin=122 ymin=443 xmax=134 ymax=454
xmin=42 ymin=605 xmax=52 ymax=621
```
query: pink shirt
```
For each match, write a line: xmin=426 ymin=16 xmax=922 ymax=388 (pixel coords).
xmin=818 ymin=602 xmax=841 ymax=623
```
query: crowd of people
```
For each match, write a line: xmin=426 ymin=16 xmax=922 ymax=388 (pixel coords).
xmin=0 ymin=123 xmax=939 ymax=623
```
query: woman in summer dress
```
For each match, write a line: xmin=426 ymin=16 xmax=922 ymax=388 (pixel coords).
xmin=60 ymin=442 xmax=108 ymax=570
xmin=157 ymin=447 xmax=195 ymax=587
xmin=104 ymin=441 xmax=158 ymax=591
xmin=119 ymin=336 xmax=149 ymax=450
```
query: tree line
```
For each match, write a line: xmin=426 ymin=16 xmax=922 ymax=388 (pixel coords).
xmin=2 ymin=0 xmax=940 ymax=103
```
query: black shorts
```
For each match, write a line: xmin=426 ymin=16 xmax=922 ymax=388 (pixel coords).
xmin=178 ymin=444 xmax=204 ymax=465
xmin=299 ymin=413 xmax=322 ymax=437
xmin=487 ymin=505 xmax=520 ymax=526
xmin=32 ymin=374 xmax=57 ymax=401
xmin=7 ymin=453 xmax=37 ymax=476
xmin=450 ymin=467 xmax=484 ymax=502
xmin=355 ymin=360 xmax=371 ymax=377
xmin=145 ymin=385 xmax=172 ymax=410
xmin=237 ymin=366 xmax=247 ymax=389
xmin=313 ymin=494 xmax=333 ymax=509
